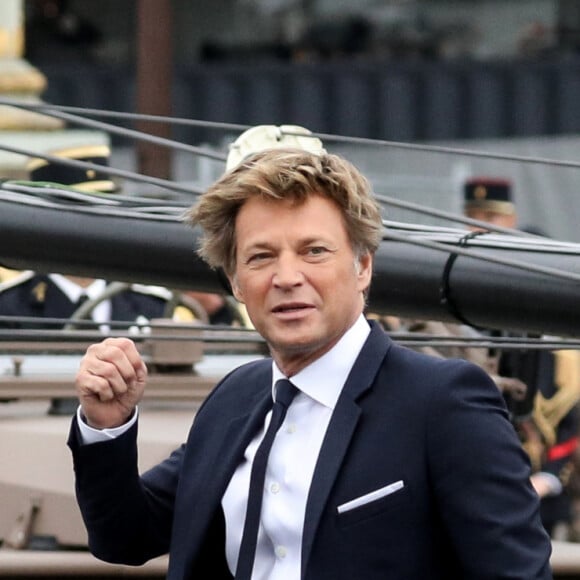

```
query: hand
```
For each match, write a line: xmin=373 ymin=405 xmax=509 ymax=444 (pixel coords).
xmin=495 ymin=376 xmax=528 ymax=400
xmin=75 ymin=337 xmax=147 ymax=429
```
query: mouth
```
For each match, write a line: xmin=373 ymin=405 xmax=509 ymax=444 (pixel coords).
xmin=271 ymin=302 xmax=314 ymax=315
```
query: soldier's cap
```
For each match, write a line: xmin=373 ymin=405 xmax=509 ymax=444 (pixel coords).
xmin=26 ymin=144 xmax=117 ymax=193
xmin=463 ymin=177 xmax=515 ymax=215
xmin=226 ymin=124 xmax=326 ymax=172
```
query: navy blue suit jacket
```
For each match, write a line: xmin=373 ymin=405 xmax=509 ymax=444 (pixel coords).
xmin=68 ymin=321 xmax=552 ymax=579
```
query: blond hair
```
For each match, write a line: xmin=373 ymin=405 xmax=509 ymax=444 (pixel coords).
xmin=185 ymin=148 xmax=383 ymax=277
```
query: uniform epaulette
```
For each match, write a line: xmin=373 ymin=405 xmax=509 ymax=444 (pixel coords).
xmin=129 ymin=284 xmax=173 ymax=301
xmin=0 ymin=270 xmax=36 ymax=293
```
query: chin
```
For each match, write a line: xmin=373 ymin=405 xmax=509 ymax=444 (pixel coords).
xmin=273 ymin=332 xmax=327 ymax=354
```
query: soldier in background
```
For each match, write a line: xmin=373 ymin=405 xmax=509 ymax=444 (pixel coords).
xmin=0 ymin=144 xmax=180 ymax=414
xmin=463 ymin=176 xmax=580 ymax=540
xmin=371 ymin=176 xmax=530 ymax=405
xmin=463 ymin=176 xmax=518 ymax=229
xmin=379 ymin=177 xmax=580 ymax=539
xmin=0 ymin=144 xmax=174 ymax=333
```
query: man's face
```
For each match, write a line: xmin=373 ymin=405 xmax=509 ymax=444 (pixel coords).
xmin=229 ymin=194 xmax=372 ymax=375
xmin=465 ymin=208 xmax=517 ymax=231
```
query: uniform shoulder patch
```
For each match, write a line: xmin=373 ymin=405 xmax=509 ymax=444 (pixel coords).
xmin=0 ymin=270 xmax=36 ymax=293
xmin=129 ymin=284 xmax=173 ymax=301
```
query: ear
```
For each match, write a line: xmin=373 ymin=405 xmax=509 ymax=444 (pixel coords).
xmin=356 ymin=253 xmax=373 ymax=291
xmin=228 ymin=275 xmax=245 ymax=303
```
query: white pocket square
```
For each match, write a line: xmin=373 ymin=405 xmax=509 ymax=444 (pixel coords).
xmin=337 ymin=480 xmax=405 ymax=514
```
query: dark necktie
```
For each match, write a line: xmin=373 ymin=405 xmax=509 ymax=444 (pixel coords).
xmin=74 ymin=293 xmax=89 ymax=309
xmin=235 ymin=379 xmax=298 ymax=580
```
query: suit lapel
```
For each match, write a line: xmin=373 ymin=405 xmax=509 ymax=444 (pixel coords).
xmin=301 ymin=322 xmax=391 ymax=574
xmin=174 ymin=385 xmax=273 ymax=574
xmin=212 ymin=391 xmax=273 ymax=493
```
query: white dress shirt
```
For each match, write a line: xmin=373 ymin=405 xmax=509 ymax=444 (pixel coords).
xmin=222 ymin=315 xmax=370 ymax=579
xmin=77 ymin=314 xmax=371 ymax=579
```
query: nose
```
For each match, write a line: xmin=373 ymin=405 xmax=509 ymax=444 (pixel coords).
xmin=272 ymin=253 xmax=304 ymax=289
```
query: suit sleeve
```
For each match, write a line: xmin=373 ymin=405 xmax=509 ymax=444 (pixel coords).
xmin=68 ymin=416 xmax=183 ymax=565
xmin=426 ymin=360 xmax=552 ymax=578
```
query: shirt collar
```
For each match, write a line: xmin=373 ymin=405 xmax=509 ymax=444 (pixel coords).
xmin=272 ymin=314 xmax=370 ymax=410
xmin=49 ymin=274 xmax=107 ymax=303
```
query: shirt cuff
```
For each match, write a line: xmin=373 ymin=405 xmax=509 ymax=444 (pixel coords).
xmin=534 ymin=471 xmax=564 ymax=497
xmin=76 ymin=405 xmax=138 ymax=445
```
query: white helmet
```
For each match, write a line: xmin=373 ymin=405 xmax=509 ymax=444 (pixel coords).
xmin=225 ymin=124 xmax=326 ymax=171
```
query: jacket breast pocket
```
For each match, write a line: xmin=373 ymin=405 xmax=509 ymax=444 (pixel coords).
xmin=336 ymin=480 xmax=409 ymax=528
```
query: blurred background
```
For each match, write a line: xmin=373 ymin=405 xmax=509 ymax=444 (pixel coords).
xmin=3 ymin=0 xmax=580 ymax=240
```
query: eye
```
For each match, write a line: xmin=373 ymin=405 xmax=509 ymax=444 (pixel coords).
xmin=305 ymin=246 xmax=332 ymax=260
xmin=245 ymin=252 xmax=273 ymax=265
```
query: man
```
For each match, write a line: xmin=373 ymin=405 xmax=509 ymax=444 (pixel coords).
xmin=69 ymin=149 xmax=551 ymax=579
xmin=0 ymin=145 xmax=173 ymax=331
xmin=181 ymin=123 xmax=328 ymax=329
xmin=0 ymin=271 xmax=171 ymax=330
xmin=463 ymin=176 xmax=517 ymax=230
xmin=0 ymin=145 xmax=177 ymax=415
xmin=463 ymin=176 xmax=580 ymax=540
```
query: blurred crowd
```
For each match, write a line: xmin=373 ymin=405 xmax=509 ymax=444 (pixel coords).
xmin=22 ymin=0 xmax=580 ymax=68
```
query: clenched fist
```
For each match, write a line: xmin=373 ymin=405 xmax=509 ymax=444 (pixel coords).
xmin=75 ymin=337 xmax=148 ymax=429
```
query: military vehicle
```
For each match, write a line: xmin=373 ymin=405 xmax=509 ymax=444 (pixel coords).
xmin=0 ymin=319 xmax=268 ymax=578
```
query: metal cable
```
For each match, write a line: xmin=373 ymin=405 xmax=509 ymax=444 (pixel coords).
xmin=0 ymin=97 xmax=228 ymax=162
xmin=3 ymin=98 xmax=580 ymax=170
xmin=0 ymin=142 xmax=203 ymax=195
xmin=381 ymin=228 xmax=580 ymax=283
xmin=373 ymin=193 xmax=540 ymax=238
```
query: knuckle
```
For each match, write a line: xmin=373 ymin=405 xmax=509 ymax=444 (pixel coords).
xmin=98 ymin=361 xmax=118 ymax=380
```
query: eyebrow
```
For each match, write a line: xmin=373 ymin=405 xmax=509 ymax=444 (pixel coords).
xmin=240 ymin=240 xmax=274 ymax=253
